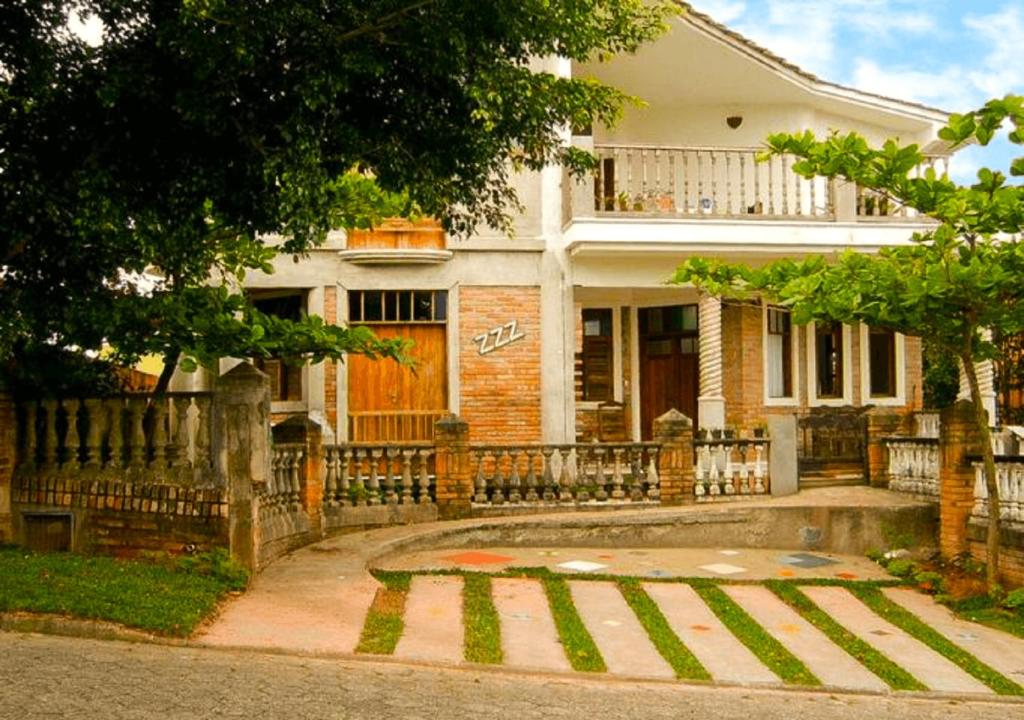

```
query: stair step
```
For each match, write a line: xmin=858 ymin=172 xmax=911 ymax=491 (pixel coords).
xmin=799 ymin=474 xmax=865 ymax=488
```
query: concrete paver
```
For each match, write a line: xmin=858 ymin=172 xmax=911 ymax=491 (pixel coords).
xmin=724 ymin=585 xmax=888 ymax=692
xmin=569 ymin=580 xmax=674 ymax=679
xmin=803 ymin=586 xmax=992 ymax=695
xmin=394 ymin=575 xmax=465 ymax=664
xmin=643 ymin=582 xmax=780 ymax=686
xmin=882 ymin=587 xmax=1024 ymax=685
xmin=492 ymin=577 xmax=572 ymax=672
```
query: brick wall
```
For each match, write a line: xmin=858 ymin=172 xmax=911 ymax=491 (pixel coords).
xmin=323 ymin=285 xmax=339 ymax=434
xmin=459 ymin=286 xmax=542 ymax=442
xmin=13 ymin=475 xmax=228 ymax=556
xmin=722 ymin=302 xmax=922 ymax=433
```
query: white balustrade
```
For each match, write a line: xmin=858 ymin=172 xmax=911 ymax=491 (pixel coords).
xmin=693 ymin=438 xmax=769 ymax=501
xmin=323 ymin=444 xmax=434 ymax=507
xmin=17 ymin=393 xmax=215 ymax=484
xmin=470 ymin=443 xmax=660 ymax=506
xmin=592 ymin=145 xmax=832 ymax=219
xmin=972 ymin=460 xmax=1024 ymax=526
xmin=886 ymin=439 xmax=939 ymax=497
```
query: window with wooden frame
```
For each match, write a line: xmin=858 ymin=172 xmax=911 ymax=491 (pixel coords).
xmin=251 ymin=291 xmax=305 ymax=402
xmin=815 ymin=321 xmax=844 ymax=399
xmin=766 ymin=307 xmax=793 ymax=398
xmin=348 ymin=290 xmax=447 ymax=324
xmin=581 ymin=308 xmax=614 ymax=402
xmin=868 ymin=327 xmax=897 ymax=398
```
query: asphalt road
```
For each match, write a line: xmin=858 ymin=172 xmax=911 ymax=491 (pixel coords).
xmin=0 ymin=632 xmax=1019 ymax=720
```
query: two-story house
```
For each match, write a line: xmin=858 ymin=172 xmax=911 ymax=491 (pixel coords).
xmin=198 ymin=8 xmax=953 ymax=476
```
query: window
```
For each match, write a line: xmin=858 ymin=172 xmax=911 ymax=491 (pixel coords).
xmin=869 ymin=328 xmax=897 ymax=397
xmin=766 ymin=307 xmax=793 ymax=398
xmin=581 ymin=308 xmax=613 ymax=401
xmin=348 ymin=290 xmax=447 ymax=324
xmin=815 ymin=321 xmax=844 ymax=399
xmin=251 ymin=292 xmax=305 ymax=402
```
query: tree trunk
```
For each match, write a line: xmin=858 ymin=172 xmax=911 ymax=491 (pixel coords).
xmin=153 ymin=350 xmax=180 ymax=397
xmin=961 ymin=352 xmax=1000 ymax=589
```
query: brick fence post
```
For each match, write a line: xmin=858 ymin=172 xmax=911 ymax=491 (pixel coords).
xmin=271 ymin=415 xmax=325 ymax=540
xmin=654 ymin=409 xmax=694 ymax=505
xmin=434 ymin=415 xmax=472 ymax=519
xmin=939 ymin=400 xmax=984 ymax=560
xmin=212 ymin=363 xmax=271 ymax=572
xmin=865 ymin=409 xmax=911 ymax=488
xmin=0 ymin=380 xmax=13 ymax=543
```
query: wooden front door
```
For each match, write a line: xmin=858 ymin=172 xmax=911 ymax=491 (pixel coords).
xmin=348 ymin=324 xmax=448 ymax=441
xmin=348 ymin=290 xmax=449 ymax=442
xmin=639 ymin=305 xmax=699 ymax=438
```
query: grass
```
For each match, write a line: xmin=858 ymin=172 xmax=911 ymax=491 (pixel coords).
xmin=539 ymin=573 xmax=606 ymax=672
xmin=765 ymin=581 xmax=926 ymax=691
xmin=944 ymin=595 xmax=1024 ymax=640
xmin=0 ymin=547 xmax=247 ymax=637
xmin=689 ymin=580 xmax=820 ymax=686
xmin=848 ymin=584 xmax=1024 ymax=696
xmin=356 ymin=570 xmax=412 ymax=655
xmin=463 ymin=573 xmax=502 ymax=664
xmin=617 ymin=579 xmax=711 ymax=681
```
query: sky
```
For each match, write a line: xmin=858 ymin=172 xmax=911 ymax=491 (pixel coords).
xmin=691 ymin=0 xmax=1024 ymax=183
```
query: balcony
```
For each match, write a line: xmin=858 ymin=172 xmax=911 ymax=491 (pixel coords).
xmin=564 ymin=142 xmax=948 ymax=226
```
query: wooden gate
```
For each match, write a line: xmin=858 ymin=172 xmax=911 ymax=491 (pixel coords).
xmin=797 ymin=408 xmax=867 ymax=487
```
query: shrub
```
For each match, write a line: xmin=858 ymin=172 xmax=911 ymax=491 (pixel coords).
xmin=914 ymin=570 xmax=945 ymax=594
xmin=176 ymin=548 xmax=249 ymax=591
xmin=885 ymin=558 xmax=918 ymax=578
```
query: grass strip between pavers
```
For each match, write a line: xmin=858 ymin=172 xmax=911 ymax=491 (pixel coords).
xmin=463 ymin=573 xmax=503 ymax=664
xmin=618 ymin=579 xmax=711 ymax=681
xmin=848 ymin=585 xmax=1024 ymax=696
xmin=540 ymin=574 xmax=606 ymax=672
xmin=357 ymin=570 xmax=412 ymax=655
xmin=765 ymin=581 xmax=925 ymax=692
xmin=689 ymin=580 xmax=820 ymax=687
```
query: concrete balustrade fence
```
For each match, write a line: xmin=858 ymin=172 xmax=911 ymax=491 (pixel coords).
xmin=693 ymin=435 xmax=770 ymax=500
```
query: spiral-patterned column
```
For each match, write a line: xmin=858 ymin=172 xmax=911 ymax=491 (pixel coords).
xmin=698 ymin=294 xmax=725 ymax=429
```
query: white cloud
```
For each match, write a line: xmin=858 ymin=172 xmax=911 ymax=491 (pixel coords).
xmin=964 ymin=4 xmax=1024 ymax=101
xmin=690 ymin=1 xmax=748 ymax=25
xmin=850 ymin=58 xmax=975 ymax=111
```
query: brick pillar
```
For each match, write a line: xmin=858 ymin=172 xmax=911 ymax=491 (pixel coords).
xmin=272 ymin=415 xmax=325 ymax=538
xmin=939 ymin=400 xmax=984 ymax=559
xmin=212 ymin=363 xmax=272 ymax=572
xmin=654 ymin=409 xmax=695 ymax=505
xmin=865 ymin=409 xmax=910 ymax=488
xmin=0 ymin=381 xmax=13 ymax=543
xmin=434 ymin=415 xmax=472 ymax=519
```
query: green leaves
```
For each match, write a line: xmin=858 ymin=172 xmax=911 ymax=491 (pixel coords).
xmin=1 ymin=0 xmax=671 ymax=374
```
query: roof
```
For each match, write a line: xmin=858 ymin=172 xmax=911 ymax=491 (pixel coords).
xmin=676 ymin=2 xmax=950 ymax=120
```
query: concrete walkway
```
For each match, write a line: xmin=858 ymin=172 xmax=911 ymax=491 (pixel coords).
xmin=194 ymin=492 xmax=1023 ymax=698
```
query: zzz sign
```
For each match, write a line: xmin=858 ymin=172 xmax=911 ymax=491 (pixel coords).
xmin=473 ymin=320 xmax=526 ymax=355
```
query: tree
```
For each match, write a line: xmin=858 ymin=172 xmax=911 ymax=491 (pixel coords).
xmin=0 ymin=0 xmax=676 ymax=389
xmin=672 ymin=95 xmax=1024 ymax=589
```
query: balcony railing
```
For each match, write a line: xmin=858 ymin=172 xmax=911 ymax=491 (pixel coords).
xmin=566 ymin=143 xmax=950 ymax=225
xmin=589 ymin=144 xmax=832 ymax=220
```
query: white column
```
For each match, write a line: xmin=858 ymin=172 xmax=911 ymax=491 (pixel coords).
xmin=698 ymin=294 xmax=725 ymax=430
xmin=305 ymin=286 xmax=330 ymax=439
